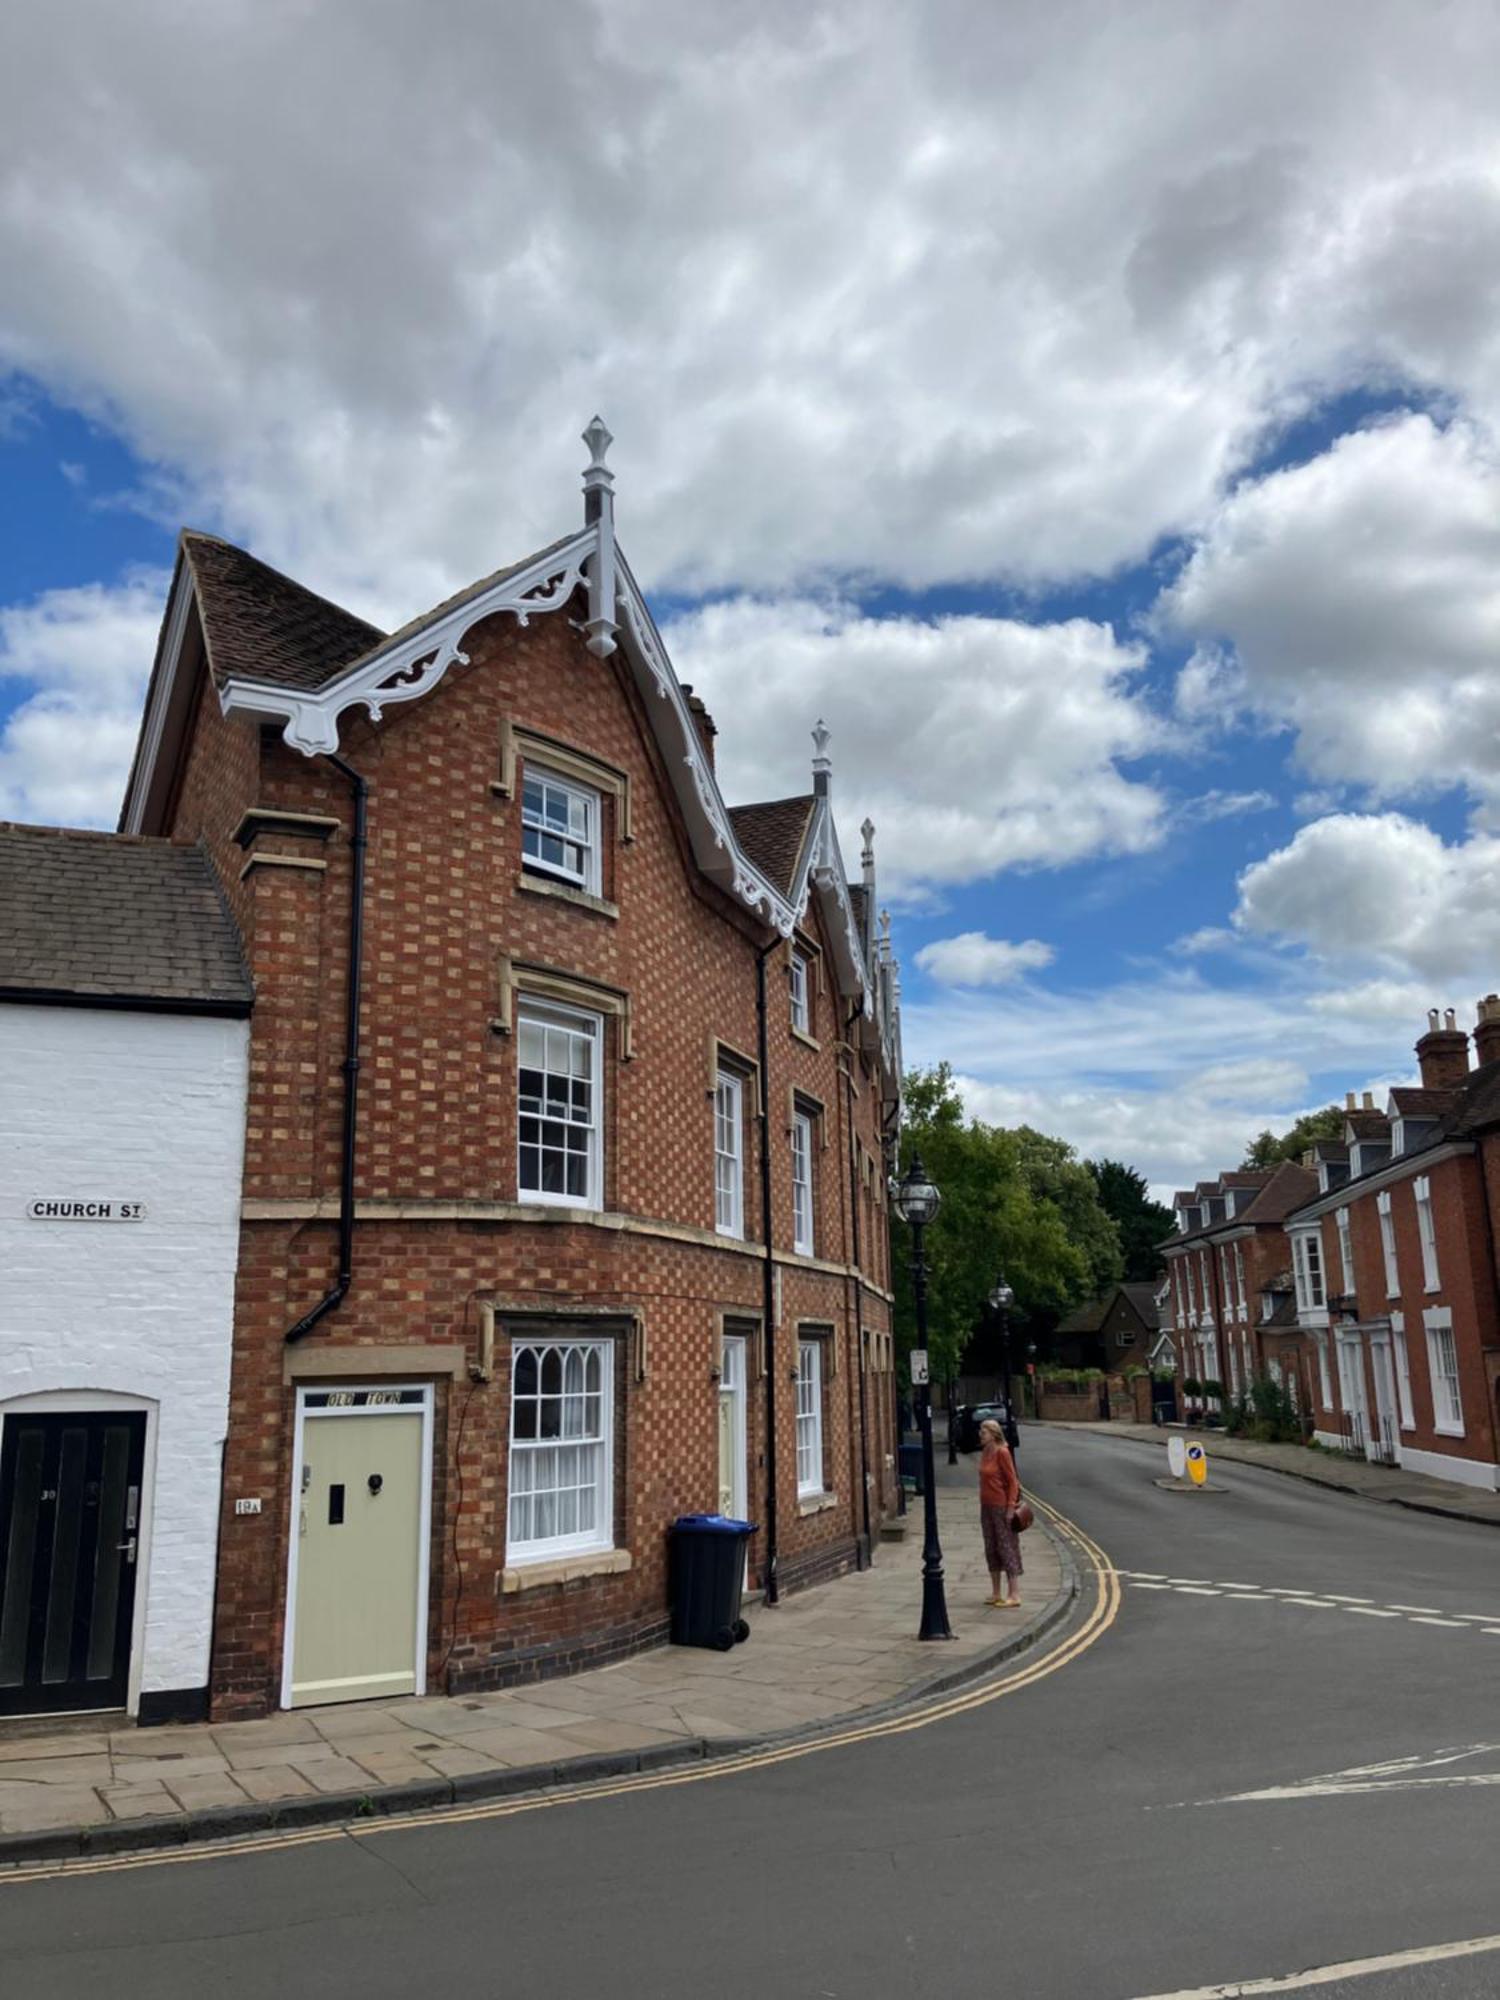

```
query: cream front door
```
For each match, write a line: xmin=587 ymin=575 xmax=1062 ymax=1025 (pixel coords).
xmin=289 ymin=1400 xmax=426 ymax=1709
xmin=718 ymin=1336 xmax=747 ymax=1521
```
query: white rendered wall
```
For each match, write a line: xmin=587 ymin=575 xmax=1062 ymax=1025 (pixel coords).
xmin=0 ymin=1004 xmax=249 ymax=1705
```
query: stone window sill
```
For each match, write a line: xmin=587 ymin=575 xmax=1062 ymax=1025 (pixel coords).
xmin=790 ymin=1025 xmax=821 ymax=1052
xmin=797 ymin=1491 xmax=838 ymax=1517
xmin=500 ymin=1548 xmax=632 ymax=1594
xmin=517 ymin=873 xmax=619 ymax=920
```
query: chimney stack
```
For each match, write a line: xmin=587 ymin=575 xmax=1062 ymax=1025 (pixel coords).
xmin=1416 ymin=1004 xmax=1471 ymax=1089
xmin=1344 ymin=1091 xmax=1356 ymax=1111
xmin=1475 ymin=994 xmax=1500 ymax=1070
xmin=1361 ymin=1091 xmax=1375 ymax=1111
xmin=678 ymin=684 xmax=717 ymax=768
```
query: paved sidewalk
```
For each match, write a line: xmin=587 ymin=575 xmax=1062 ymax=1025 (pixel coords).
xmin=0 ymin=1475 xmax=1067 ymax=1859
xmin=1044 ymin=1419 xmax=1500 ymax=1526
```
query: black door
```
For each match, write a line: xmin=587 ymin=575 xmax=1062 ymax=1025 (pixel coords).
xmin=0 ymin=1412 xmax=146 ymax=1716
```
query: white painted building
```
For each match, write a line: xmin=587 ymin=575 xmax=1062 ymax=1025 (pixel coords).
xmin=0 ymin=827 xmax=250 ymax=1724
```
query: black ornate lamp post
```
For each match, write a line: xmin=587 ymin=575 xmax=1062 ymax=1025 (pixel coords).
xmin=895 ymin=1153 xmax=953 ymax=1642
xmin=989 ymin=1276 xmax=1019 ymax=1451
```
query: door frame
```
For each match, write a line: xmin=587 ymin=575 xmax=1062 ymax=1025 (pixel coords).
xmin=0 ymin=1390 xmax=159 ymax=1718
xmin=720 ymin=1334 xmax=748 ymax=1522
xmin=280 ymin=1383 xmax=435 ymax=1712
xmin=1368 ymin=1334 xmax=1398 ymax=1463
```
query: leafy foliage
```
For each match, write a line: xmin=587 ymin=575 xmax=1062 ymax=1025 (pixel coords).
xmin=891 ymin=1065 xmax=1124 ymax=1377
xmin=1086 ymin=1158 xmax=1174 ymax=1280
xmin=1240 ymin=1106 xmax=1345 ymax=1169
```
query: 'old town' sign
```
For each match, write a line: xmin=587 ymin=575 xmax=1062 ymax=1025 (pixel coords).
xmin=26 ymin=1199 xmax=147 ymax=1221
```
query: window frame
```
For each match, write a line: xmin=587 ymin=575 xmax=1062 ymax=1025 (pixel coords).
xmin=1336 ymin=1207 xmax=1355 ymax=1296
xmin=795 ymin=1338 xmax=825 ymax=1496
xmin=789 ymin=950 xmax=811 ymax=1036
xmin=1414 ymin=1175 xmax=1440 ymax=1293
xmin=506 ymin=1336 xmax=615 ymax=1565
xmin=791 ymin=1109 xmax=815 ymax=1256
xmin=1424 ymin=1310 xmax=1464 ymax=1436
xmin=1292 ymin=1228 xmax=1325 ymax=1314
xmin=714 ymin=1068 xmax=745 ymax=1239
xmin=1234 ymin=1242 xmax=1246 ymax=1318
xmin=516 ymin=999 xmax=603 ymax=1211
xmin=1314 ymin=1331 xmax=1333 ymax=1409
xmin=1390 ymin=1313 xmax=1415 ymax=1430
xmin=520 ymin=762 xmax=602 ymax=896
xmin=1377 ymin=1191 xmax=1399 ymax=1297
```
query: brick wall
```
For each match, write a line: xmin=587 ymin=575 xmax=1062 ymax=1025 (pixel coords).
xmin=167 ymin=591 xmax=896 ymax=1715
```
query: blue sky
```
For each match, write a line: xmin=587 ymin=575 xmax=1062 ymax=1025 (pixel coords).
xmin=4 ymin=3 xmax=1500 ymax=1196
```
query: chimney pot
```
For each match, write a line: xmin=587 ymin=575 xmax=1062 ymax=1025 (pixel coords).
xmin=1345 ymin=1091 xmax=1356 ymax=1111
xmin=1416 ymin=1006 xmax=1472 ymax=1088
xmin=1475 ymin=992 xmax=1500 ymax=1068
xmin=1444 ymin=1007 xmax=1457 ymax=1031
xmin=1361 ymin=1091 xmax=1374 ymax=1110
xmin=1428 ymin=1008 xmax=1441 ymax=1033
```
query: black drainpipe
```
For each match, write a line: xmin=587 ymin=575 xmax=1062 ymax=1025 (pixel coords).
xmin=756 ymin=940 xmax=780 ymax=1605
xmin=844 ymin=1004 xmax=873 ymax=1565
xmin=286 ymin=753 xmax=368 ymax=1343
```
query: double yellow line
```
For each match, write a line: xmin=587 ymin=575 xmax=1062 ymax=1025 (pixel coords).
xmin=3 ymin=1496 xmax=1119 ymax=1888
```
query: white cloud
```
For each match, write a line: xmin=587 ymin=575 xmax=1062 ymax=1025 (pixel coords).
xmin=666 ymin=596 xmax=1164 ymax=896
xmin=905 ymin=968 xmax=1423 ymax=1201
xmin=915 ymin=932 xmax=1054 ymax=987
xmin=1168 ymin=926 xmax=1236 ymax=957
xmin=1233 ymin=811 xmax=1500 ymax=989
xmin=1160 ymin=415 xmax=1500 ymax=802
xmin=2 ymin=5 xmax=1500 ymax=614
xmin=0 ymin=572 xmax=166 ymax=825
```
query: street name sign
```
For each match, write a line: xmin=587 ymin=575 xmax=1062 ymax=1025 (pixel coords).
xmin=26 ymin=1199 xmax=146 ymax=1221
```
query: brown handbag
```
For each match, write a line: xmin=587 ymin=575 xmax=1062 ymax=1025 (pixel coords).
xmin=1012 ymin=1497 xmax=1034 ymax=1533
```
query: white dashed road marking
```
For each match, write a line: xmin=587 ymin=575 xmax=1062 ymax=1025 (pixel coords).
xmin=1122 ymin=1575 xmax=1499 ymax=1632
xmin=1129 ymin=1929 xmax=1500 ymax=1997
xmin=1343 ymin=1606 xmax=1401 ymax=1618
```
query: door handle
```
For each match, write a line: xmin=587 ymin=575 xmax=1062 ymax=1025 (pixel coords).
xmin=116 ymin=1537 xmax=137 ymax=1564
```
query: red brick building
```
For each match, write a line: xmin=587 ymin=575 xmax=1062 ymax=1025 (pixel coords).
xmin=1281 ymin=1011 xmax=1500 ymax=1488
xmin=1163 ymin=1005 xmax=1500 ymax=1492
xmin=119 ymin=422 xmax=903 ymax=1718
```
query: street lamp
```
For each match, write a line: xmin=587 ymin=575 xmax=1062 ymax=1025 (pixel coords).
xmin=989 ymin=1276 xmax=1019 ymax=1451
xmin=894 ymin=1153 xmax=953 ymax=1641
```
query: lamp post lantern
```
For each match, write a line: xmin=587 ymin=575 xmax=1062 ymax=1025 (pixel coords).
xmin=989 ymin=1276 xmax=1019 ymax=1451
xmin=895 ymin=1153 xmax=953 ymax=1642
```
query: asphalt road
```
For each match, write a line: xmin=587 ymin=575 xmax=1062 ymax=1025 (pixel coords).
xmin=7 ymin=1427 xmax=1500 ymax=1999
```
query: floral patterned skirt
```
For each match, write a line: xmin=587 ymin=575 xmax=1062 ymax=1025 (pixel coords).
xmin=981 ymin=1503 xmax=1023 ymax=1577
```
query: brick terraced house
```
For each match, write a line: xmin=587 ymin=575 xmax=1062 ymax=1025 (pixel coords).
xmin=118 ymin=422 xmax=903 ymax=1719
xmin=1162 ymin=1004 xmax=1500 ymax=1492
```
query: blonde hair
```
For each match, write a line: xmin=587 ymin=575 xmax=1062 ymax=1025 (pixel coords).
xmin=978 ymin=1419 xmax=1003 ymax=1444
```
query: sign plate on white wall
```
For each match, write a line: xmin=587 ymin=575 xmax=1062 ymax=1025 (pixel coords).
xmin=26 ymin=1199 xmax=147 ymax=1221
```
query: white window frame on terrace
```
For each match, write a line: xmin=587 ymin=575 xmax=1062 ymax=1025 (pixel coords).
xmin=1198 ymin=1250 xmax=1210 ymax=1310
xmin=1423 ymin=1308 xmax=1464 ymax=1436
xmin=1219 ymin=1247 xmax=1233 ymax=1320
xmin=507 ymin=1338 xmax=614 ymax=1563
xmin=789 ymin=951 xmax=811 ymax=1035
xmin=1336 ymin=1207 xmax=1355 ymax=1297
xmin=1313 ymin=1331 xmax=1333 ymax=1409
xmin=1234 ymin=1242 xmax=1246 ymax=1319
xmin=791 ymin=1111 xmax=815 ymax=1256
xmin=1390 ymin=1312 xmax=1415 ymax=1430
xmin=796 ymin=1339 xmax=824 ymax=1496
xmin=520 ymin=764 xmax=602 ymax=895
xmin=714 ymin=1069 xmax=744 ymax=1239
xmin=1414 ymin=1175 xmax=1440 ymax=1293
xmin=1291 ymin=1228 xmax=1326 ymax=1320
xmin=1377 ymin=1191 xmax=1399 ymax=1298
xmin=1185 ymin=1259 xmax=1197 ymax=1319
xmin=516 ymin=1000 xmax=603 ymax=1210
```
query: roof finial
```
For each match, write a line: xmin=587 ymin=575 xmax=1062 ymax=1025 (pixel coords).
xmin=860 ymin=817 xmax=875 ymax=864
xmin=581 ymin=416 xmax=617 ymax=658
xmin=811 ymin=718 xmax=831 ymax=797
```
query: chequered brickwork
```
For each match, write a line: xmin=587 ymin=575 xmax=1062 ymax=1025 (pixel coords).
xmin=167 ymin=590 xmax=896 ymax=1717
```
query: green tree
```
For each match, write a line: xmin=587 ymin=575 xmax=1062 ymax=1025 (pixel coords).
xmin=891 ymin=1066 xmax=1123 ymax=1377
xmin=1240 ymin=1105 xmax=1345 ymax=1169
xmin=1087 ymin=1158 xmax=1174 ymax=1280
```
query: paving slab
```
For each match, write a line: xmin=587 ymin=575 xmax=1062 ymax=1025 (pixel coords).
xmin=0 ymin=1476 xmax=1073 ymax=1860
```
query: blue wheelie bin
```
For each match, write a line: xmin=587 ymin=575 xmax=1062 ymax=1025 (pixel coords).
xmin=669 ymin=1514 xmax=756 ymax=1650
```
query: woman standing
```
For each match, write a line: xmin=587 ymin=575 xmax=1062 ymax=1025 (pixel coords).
xmin=977 ymin=1417 xmax=1023 ymax=1608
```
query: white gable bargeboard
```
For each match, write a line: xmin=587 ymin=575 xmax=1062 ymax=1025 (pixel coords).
xmin=0 ymin=1004 xmax=249 ymax=1704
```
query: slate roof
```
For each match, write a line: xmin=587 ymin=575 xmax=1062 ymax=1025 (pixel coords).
xmin=0 ymin=825 xmax=252 ymax=1014
xmin=1388 ymin=1087 xmax=1455 ymax=1118
xmin=727 ymin=796 xmax=816 ymax=896
xmin=1121 ymin=1281 xmax=1166 ymax=1327
xmin=183 ymin=532 xmax=383 ymax=694
xmin=1057 ymin=1283 xmax=1159 ymax=1336
xmin=1343 ymin=1109 xmax=1390 ymax=1140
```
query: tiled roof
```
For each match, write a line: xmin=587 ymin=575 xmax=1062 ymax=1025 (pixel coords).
xmin=1344 ymin=1109 xmax=1390 ymax=1139
xmin=0 ymin=825 xmax=252 ymax=1013
xmin=1389 ymin=1087 xmax=1456 ymax=1117
xmin=1120 ymin=1281 xmax=1166 ymax=1327
xmin=1221 ymin=1170 xmax=1273 ymax=1188
xmin=1235 ymin=1159 xmax=1320 ymax=1226
xmin=727 ymin=796 xmax=816 ymax=896
xmin=183 ymin=532 xmax=383 ymax=693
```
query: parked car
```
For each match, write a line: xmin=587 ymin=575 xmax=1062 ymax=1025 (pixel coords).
xmin=951 ymin=1400 xmax=1014 ymax=1452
